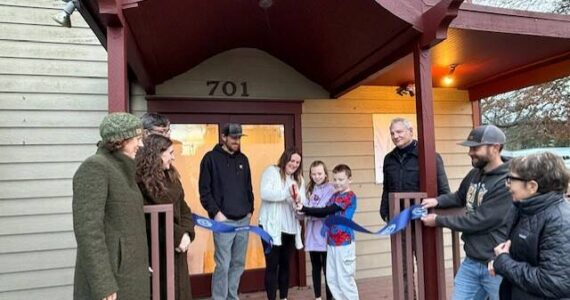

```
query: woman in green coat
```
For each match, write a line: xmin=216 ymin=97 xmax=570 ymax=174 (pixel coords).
xmin=136 ymin=134 xmax=196 ymax=300
xmin=72 ymin=113 xmax=149 ymax=300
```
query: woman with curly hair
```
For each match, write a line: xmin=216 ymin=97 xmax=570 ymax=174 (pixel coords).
xmin=136 ymin=134 xmax=195 ymax=300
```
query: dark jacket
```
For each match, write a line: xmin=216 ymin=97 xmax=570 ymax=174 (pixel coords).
xmin=140 ymin=176 xmax=195 ymax=300
xmin=435 ymin=159 xmax=513 ymax=263
xmin=380 ymin=140 xmax=450 ymax=221
xmin=72 ymin=147 xmax=150 ymax=300
xmin=199 ymin=144 xmax=254 ymax=219
xmin=494 ymin=192 xmax=570 ymax=300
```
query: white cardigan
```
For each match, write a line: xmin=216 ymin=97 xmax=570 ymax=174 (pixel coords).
xmin=258 ymin=165 xmax=305 ymax=249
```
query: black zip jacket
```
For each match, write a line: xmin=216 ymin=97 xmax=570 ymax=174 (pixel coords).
xmin=199 ymin=144 xmax=254 ymax=220
xmin=380 ymin=140 xmax=450 ymax=221
xmin=435 ymin=159 xmax=513 ymax=263
xmin=494 ymin=192 xmax=570 ymax=300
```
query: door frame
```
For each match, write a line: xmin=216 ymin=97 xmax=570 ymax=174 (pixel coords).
xmin=147 ymin=98 xmax=306 ymax=298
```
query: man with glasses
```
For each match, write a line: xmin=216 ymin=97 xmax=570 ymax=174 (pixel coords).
xmin=141 ymin=112 xmax=171 ymax=137
xmin=421 ymin=125 xmax=513 ymax=300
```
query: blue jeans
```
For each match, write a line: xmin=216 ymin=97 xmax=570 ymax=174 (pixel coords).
xmin=453 ymin=257 xmax=502 ymax=300
xmin=211 ymin=216 xmax=250 ymax=300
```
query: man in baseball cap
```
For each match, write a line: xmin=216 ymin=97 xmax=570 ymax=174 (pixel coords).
xmin=458 ymin=124 xmax=506 ymax=147
xmin=421 ymin=124 xmax=512 ymax=300
xmin=198 ymin=122 xmax=253 ymax=299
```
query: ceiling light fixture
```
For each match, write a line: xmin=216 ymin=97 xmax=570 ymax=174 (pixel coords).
xmin=442 ymin=64 xmax=458 ymax=86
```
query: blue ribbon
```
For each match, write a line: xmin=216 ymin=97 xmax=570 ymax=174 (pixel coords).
xmin=192 ymin=214 xmax=274 ymax=253
xmin=323 ymin=205 xmax=427 ymax=236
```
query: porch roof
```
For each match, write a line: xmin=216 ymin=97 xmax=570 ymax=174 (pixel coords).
xmin=79 ymin=0 xmax=570 ymax=99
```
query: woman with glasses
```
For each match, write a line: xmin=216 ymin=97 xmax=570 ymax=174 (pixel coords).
xmin=488 ymin=152 xmax=570 ymax=299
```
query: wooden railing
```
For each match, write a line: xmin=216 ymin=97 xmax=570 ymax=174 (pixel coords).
xmin=144 ymin=204 xmax=175 ymax=300
xmin=389 ymin=193 xmax=465 ymax=300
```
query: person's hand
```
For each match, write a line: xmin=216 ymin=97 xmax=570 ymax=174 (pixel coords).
xmin=422 ymin=198 xmax=439 ymax=209
xmin=102 ymin=292 xmax=117 ymax=300
xmin=421 ymin=213 xmax=438 ymax=227
xmin=488 ymin=260 xmax=496 ymax=276
xmin=176 ymin=233 xmax=191 ymax=253
xmin=494 ymin=240 xmax=511 ymax=256
xmin=294 ymin=201 xmax=304 ymax=211
xmin=214 ymin=211 xmax=227 ymax=222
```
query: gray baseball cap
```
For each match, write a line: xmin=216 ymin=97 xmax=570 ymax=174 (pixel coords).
xmin=222 ymin=123 xmax=246 ymax=138
xmin=458 ymin=125 xmax=506 ymax=147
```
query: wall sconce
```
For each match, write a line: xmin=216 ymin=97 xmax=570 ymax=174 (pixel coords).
xmin=52 ymin=0 xmax=78 ymax=28
xmin=442 ymin=64 xmax=458 ymax=86
xmin=396 ymin=82 xmax=415 ymax=97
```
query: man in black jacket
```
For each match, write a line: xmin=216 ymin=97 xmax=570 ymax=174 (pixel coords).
xmin=422 ymin=124 xmax=513 ymax=300
xmin=380 ymin=117 xmax=450 ymax=221
xmin=199 ymin=123 xmax=254 ymax=300
xmin=379 ymin=117 xmax=450 ymax=299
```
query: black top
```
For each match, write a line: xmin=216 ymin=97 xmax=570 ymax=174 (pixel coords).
xmin=494 ymin=192 xmax=570 ymax=300
xmin=199 ymin=144 xmax=254 ymax=220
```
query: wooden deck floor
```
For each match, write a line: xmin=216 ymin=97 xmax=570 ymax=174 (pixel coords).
xmin=199 ymin=270 xmax=455 ymax=299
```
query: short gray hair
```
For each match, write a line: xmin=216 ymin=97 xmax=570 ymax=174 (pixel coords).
xmin=390 ymin=117 xmax=413 ymax=131
xmin=141 ymin=112 xmax=170 ymax=130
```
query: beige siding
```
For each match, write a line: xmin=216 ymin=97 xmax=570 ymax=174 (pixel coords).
xmin=0 ymin=1 xmax=107 ymax=298
xmin=302 ymin=86 xmax=473 ymax=280
xmin=0 ymin=2 xmax=474 ymax=296
xmin=153 ymin=48 xmax=328 ymax=99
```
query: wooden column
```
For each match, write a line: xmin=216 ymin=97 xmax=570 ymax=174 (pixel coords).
xmin=413 ymin=42 xmax=446 ymax=300
xmin=107 ymin=26 xmax=129 ymax=112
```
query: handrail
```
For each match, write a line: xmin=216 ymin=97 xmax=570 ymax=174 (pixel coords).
xmin=144 ymin=204 xmax=175 ymax=300
xmin=389 ymin=193 xmax=465 ymax=300
xmin=433 ymin=207 xmax=466 ymax=276
xmin=389 ymin=192 xmax=428 ymax=300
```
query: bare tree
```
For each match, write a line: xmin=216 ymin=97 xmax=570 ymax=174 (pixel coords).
xmin=477 ymin=0 xmax=570 ymax=150
xmin=482 ymin=78 xmax=570 ymax=149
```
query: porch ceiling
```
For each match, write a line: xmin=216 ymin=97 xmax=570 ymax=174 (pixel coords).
xmin=80 ymin=1 xmax=570 ymax=100
xmin=84 ymin=0 xmax=422 ymax=95
xmin=366 ymin=27 xmax=570 ymax=89
xmin=367 ymin=4 xmax=570 ymax=99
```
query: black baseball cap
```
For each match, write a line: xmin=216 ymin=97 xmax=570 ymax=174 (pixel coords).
xmin=458 ymin=125 xmax=506 ymax=147
xmin=222 ymin=123 xmax=246 ymax=138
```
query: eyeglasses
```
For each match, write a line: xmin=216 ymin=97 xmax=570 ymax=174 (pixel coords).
xmin=505 ymin=175 xmax=529 ymax=185
xmin=148 ymin=127 xmax=171 ymax=135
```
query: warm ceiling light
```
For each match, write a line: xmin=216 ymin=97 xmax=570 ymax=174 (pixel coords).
xmin=442 ymin=75 xmax=454 ymax=86
xmin=442 ymin=64 xmax=458 ymax=86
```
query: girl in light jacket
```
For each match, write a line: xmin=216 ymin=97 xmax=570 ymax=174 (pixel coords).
xmin=304 ymin=160 xmax=335 ymax=300
xmin=259 ymin=147 xmax=305 ymax=300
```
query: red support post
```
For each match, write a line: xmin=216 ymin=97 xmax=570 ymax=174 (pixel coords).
xmin=413 ymin=42 xmax=447 ymax=300
xmin=107 ymin=26 xmax=129 ymax=112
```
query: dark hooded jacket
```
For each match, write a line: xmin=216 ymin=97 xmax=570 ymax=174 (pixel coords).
xmin=199 ymin=144 xmax=254 ymax=219
xmin=494 ymin=192 xmax=570 ymax=300
xmin=380 ymin=140 xmax=450 ymax=221
xmin=435 ymin=159 xmax=514 ymax=263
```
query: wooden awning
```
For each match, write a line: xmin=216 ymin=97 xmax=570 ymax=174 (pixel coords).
xmin=79 ymin=0 xmax=570 ymax=99
xmin=368 ymin=3 xmax=570 ymax=100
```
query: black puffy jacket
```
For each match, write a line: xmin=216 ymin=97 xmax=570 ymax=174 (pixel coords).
xmin=494 ymin=192 xmax=570 ymax=300
xmin=379 ymin=140 xmax=450 ymax=221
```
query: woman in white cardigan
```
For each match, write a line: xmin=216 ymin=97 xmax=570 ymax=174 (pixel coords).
xmin=259 ymin=147 xmax=305 ymax=300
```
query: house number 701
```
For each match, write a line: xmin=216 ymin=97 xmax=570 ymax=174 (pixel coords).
xmin=207 ymin=81 xmax=250 ymax=97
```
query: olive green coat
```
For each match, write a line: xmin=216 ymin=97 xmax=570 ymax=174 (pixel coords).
xmin=72 ymin=147 xmax=150 ymax=300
